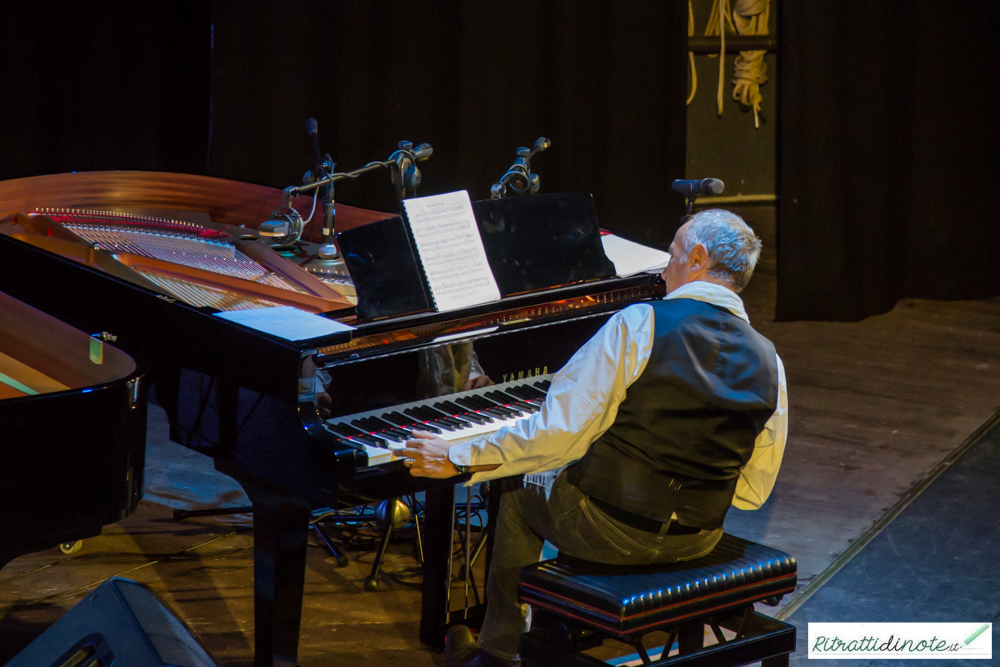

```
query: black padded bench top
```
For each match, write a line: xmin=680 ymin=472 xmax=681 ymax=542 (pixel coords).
xmin=519 ymin=533 xmax=796 ymax=638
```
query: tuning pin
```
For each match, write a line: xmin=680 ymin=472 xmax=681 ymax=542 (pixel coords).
xmin=398 ymin=140 xmax=414 ymax=152
xmin=534 ymin=137 xmax=551 ymax=152
xmin=516 ymin=147 xmax=531 ymax=158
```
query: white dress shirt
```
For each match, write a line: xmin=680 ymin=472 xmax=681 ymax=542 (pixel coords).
xmin=448 ymin=280 xmax=789 ymax=511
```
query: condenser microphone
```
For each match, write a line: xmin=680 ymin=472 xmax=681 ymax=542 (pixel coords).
xmin=671 ymin=178 xmax=725 ymax=198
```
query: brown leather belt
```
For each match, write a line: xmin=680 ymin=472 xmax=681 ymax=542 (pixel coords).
xmin=589 ymin=497 xmax=704 ymax=535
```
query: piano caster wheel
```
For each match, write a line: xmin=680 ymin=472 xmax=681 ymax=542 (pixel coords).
xmin=59 ymin=540 xmax=83 ymax=555
xmin=364 ymin=576 xmax=379 ymax=592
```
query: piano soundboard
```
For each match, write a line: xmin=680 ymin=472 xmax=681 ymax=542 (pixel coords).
xmin=326 ymin=375 xmax=552 ymax=466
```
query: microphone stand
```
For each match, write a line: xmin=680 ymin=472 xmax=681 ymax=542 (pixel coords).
xmin=490 ymin=137 xmax=551 ymax=199
xmin=288 ymin=143 xmax=433 ymax=278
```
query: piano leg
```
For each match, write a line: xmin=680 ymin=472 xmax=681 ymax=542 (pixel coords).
xmin=420 ymin=485 xmax=456 ymax=648
xmin=247 ymin=483 xmax=312 ymax=667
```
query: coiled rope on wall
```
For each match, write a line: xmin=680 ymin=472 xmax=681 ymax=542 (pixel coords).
xmin=689 ymin=0 xmax=771 ymax=129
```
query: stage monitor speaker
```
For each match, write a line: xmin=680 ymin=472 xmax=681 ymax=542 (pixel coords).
xmin=4 ymin=577 xmax=218 ymax=667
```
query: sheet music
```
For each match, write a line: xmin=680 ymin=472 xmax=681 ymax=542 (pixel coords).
xmin=600 ymin=233 xmax=672 ymax=277
xmin=403 ymin=191 xmax=501 ymax=312
xmin=215 ymin=306 xmax=355 ymax=341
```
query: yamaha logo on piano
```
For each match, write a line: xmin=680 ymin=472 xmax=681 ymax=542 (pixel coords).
xmin=502 ymin=367 xmax=548 ymax=383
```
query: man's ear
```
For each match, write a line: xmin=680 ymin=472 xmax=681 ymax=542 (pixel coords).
xmin=688 ymin=243 xmax=711 ymax=273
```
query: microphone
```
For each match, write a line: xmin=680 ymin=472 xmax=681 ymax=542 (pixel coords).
xmin=671 ymin=178 xmax=725 ymax=198
xmin=306 ymin=118 xmax=323 ymax=177
xmin=413 ymin=143 xmax=433 ymax=161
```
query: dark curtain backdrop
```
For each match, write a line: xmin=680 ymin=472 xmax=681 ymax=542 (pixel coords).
xmin=778 ymin=2 xmax=1000 ymax=321
xmin=0 ymin=2 xmax=211 ymax=180
xmin=209 ymin=1 xmax=688 ymax=247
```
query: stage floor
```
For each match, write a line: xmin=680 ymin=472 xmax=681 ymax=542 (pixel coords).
xmin=2 ymin=207 xmax=999 ymax=666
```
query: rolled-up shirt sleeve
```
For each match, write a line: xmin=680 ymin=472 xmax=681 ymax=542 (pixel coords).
xmin=448 ymin=304 xmax=655 ymax=484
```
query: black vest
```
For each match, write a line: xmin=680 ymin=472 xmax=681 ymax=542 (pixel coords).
xmin=566 ymin=298 xmax=779 ymax=529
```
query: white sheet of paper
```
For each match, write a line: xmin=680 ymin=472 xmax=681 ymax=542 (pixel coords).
xmin=600 ymin=234 xmax=672 ymax=277
xmin=403 ymin=191 xmax=501 ymax=312
xmin=215 ymin=306 xmax=355 ymax=341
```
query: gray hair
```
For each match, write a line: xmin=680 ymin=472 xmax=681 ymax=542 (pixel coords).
xmin=679 ymin=209 xmax=762 ymax=292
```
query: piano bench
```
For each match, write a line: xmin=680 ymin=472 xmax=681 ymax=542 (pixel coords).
xmin=518 ymin=533 xmax=798 ymax=667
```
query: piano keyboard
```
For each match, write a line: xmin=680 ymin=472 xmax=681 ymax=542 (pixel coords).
xmin=324 ymin=375 xmax=553 ymax=466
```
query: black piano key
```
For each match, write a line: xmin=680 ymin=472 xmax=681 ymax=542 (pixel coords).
xmin=385 ymin=411 xmax=442 ymax=434
xmin=351 ymin=418 xmax=383 ymax=435
xmin=506 ymin=386 xmax=539 ymax=402
xmin=352 ymin=417 xmax=377 ymax=431
xmin=419 ymin=405 xmax=469 ymax=429
xmin=455 ymin=413 xmax=487 ymax=427
xmin=434 ymin=400 xmax=480 ymax=422
xmin=369 ymin=433 xmax=397 ymax=447
xmin=484 ymin=400 xmax=524 ymax=417
xmin=487 ymin=389 xmax=519 ymax=403
xmin=402 ymin=407 xmax=428 ymax=422
xmin=481 ymin=407 xmax=511 ymax=420
xmin=521 ymin=385 xmax=548 ymax=400
xmin=432 ymin=400 xmax=458 ymax=413
xmin=373 ymin=429 xmax=404 ymax=443
xmin=387 ymin=427 xmax=416 ymax=440
xmin=433 ymin=419 xmax=461 ymax=431
xmin=418 ymin=404 xmax=448 ymax=419
xmin=535 ymin=380 xmax=552 ymax=391
xmin=384 ymin=412 xmax=415 ymax=427
xmin=474 ymin=396 xmax=520 ymax=417
xmin=454 ymin=409 xmax=491 ymax=425
xmin=466 ymin=395 xmax=501 ymax=411
xmin=456 ymin=397 xmax=484 ymax=412
xmin=406 ymin=408 xmax=457 ymax=431
xmin=484 ymin=390 xmax=515 ymax=405
xmin=455 ymin=406 xmax=495 ymax=423
xmin=352 ymin=434 xmax=385 ymax=448
xmin=404 ymin=407 xmax=445 ymax=426
xmin=368 ymin=416 xmax=401 ymax=432
xmin=406 ymin=405 xmax=432 ymax=420
xmin=327 ymin=422 xmax=364 ymax=438
xmin=496 ymin=390 xmax=540 ymax=409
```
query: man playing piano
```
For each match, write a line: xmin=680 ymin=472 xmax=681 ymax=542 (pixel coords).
xmin=403 ymin=208 xmax=788 ymax=667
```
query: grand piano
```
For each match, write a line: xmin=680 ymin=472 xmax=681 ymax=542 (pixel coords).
xmin=0 ymin=171 xmax=664 ymax=667
xmin=0 ymin=287 xmax=146 ymax=570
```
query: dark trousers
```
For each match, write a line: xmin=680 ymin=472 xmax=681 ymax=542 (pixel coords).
xmin=478 ymin=471 xmax=723 ymax=661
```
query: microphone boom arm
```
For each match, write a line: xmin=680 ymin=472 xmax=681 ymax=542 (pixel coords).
xmin=285 ymin=142 xmax=433 ymax=209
